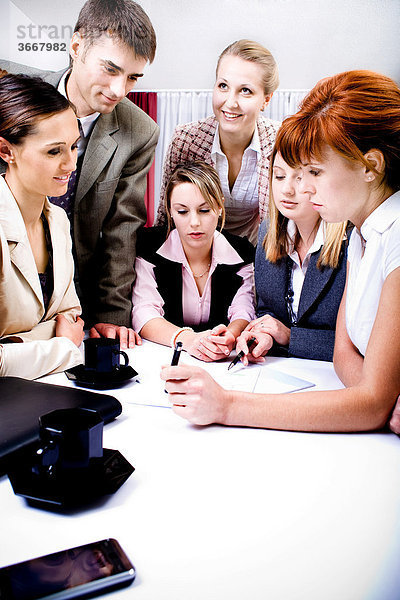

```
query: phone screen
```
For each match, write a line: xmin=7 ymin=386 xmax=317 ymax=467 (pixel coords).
xmin=0 ymin=539 xmax=135 ymax=600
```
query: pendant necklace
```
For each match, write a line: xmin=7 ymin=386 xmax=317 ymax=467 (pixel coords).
xmin=192 ymin=263 xmax=211 ymax=279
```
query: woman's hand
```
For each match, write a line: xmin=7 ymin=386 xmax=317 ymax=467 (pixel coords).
xmin=55 ymin=314 xmax=85 ymax=347
xmin=185 ymin=325 xmax=236 ymax=362
xmin=161 ymin=364 xmax=229 ymax=425
xmin=199 ymin=324 xmax=236 ymax=360
xmin=184 ymin=330 xmax=216 ymax=362
xmin=246 ymin=315 xmax=291 ymax=346
xmin=235 ymin=329 xmax=273 ymax=366
xmin=89 ymin=323 xmax=141 ymax=349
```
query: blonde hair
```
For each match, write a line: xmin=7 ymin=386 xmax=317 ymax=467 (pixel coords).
xmin=164 ymin=161 xmax=225 ymax=235
xmin=216 ymin=39 xmax=279 ymax=96
xmin=263 ymin=147 xmax=347 ymax=269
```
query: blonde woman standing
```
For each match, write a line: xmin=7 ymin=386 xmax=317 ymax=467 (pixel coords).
xmin=156 ymin=40 xmax=280 ymax=245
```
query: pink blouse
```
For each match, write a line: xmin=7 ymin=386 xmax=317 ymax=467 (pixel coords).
xmin=131 ymin=229 xmax=256 ymax=332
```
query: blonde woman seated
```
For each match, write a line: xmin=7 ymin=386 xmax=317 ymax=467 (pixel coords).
xmin=0 ymin=74 xmax=84 ymax=379
xmin=162 ymin=71 xmax=400 ymax=434
xmin=237 ymin=149 xmax=348 ymax=363
xmin=156 ymin=40 xmax=280 ymax=245
xmin=132 ymin=162 xmax=255 ymax=361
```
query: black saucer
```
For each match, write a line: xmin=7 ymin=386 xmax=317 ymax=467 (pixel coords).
xmin=8 ymin=448 xmax=135 ymax=508
xmin=65 ymin=364 xmax=138 ymax=389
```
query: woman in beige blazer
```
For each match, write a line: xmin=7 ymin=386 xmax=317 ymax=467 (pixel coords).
xmin=0 ymin=73 xmax=84 ymax=379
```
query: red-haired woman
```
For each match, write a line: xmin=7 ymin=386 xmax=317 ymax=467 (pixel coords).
xmin=162 ymin=70 xmax=400 ymax=434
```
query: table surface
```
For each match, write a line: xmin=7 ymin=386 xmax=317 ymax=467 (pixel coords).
xmin=1 ymin=341 xmax=400 ymax=600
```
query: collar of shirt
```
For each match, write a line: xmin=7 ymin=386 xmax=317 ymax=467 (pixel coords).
xmin=57 ymin=70 xmax=100 ymax=143
xmin=360 ymin=190 xmax=400 ymax=241
xmin=210 ymin=123 xmax=261 ymax=160
xmin=157 ymin=228 xmax=244 ymax=271
xmin=287 ymin=219 xmax=325 ymax=269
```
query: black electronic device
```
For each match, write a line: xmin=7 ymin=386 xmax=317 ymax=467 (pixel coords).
xmin=0 ymin=377 xmax=122 ymax=476
xmin=0 ymin=538 xmax=135 ymax=599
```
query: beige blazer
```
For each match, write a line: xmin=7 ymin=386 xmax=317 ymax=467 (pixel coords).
xmin=0 ymin=177 xmax=82 ymax=379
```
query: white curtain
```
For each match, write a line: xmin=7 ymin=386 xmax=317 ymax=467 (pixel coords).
xmin=152 ymin=89 xmax=308 ymax=211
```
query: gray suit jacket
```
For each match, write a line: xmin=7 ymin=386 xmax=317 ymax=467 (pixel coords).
xmin=0 ymin=60 xmax=159 ymax=326
xmin=255 ymin=221 xmax=347 ymax=361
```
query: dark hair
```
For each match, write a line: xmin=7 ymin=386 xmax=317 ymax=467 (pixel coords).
xmin=277 ymin=70 xmax=400 ymax=192
xmin=164 ymin=161 xmax=225 ymax=235
xmin=0 ymin=73 xmax=71 ymax=145
xmin=75 ymin=0 xmax=156 ymax=63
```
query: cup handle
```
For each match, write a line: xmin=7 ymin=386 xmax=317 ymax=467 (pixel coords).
xmin=118 ymin=350 xmax=129 ymax=367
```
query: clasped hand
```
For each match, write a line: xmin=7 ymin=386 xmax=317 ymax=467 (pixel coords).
xmin=55 ymin=314 xmax=85 ymax=347
xmin=186 ymin=324 xmax=236 ymax=362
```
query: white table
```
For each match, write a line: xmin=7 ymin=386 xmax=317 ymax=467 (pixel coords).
xmin=2 ymin=341 xmax=400 ymax=600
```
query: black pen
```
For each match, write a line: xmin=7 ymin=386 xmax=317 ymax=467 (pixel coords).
xmin=165 ymin=341 xmax=183 ymax=393
xmin=171 ymin=341 xmax=183 ymax=366
xmin=228 ymin=337 xmax=256 ymax=370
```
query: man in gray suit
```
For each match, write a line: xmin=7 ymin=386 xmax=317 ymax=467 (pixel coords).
xmin=1 ymin=0 xmax=159 ymax=348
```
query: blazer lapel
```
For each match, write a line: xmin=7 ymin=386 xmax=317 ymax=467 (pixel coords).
xmin=44 ymin=202 xmax=64 ymax=316
xmin=75 ymin=111 xmax=119 ymax=203
xmin=9 ymin=237 xmax=44 ymax=306
xmin=297 ymin=253 xmax=334 ymax=320
xmin=0 ymin=180 xmax=43 ymax=306
xmin=256 ymin=118 xmax=276 ymax=220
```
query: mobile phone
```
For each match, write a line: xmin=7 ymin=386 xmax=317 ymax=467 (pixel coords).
xmin=0 ymin=538 xmax=135 ymax=600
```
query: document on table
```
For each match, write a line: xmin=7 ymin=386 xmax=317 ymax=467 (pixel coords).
xmin=212 ymin=363 xmax=315 ymax=395
xmin=125 ymin=358 xmax=314 ymax=408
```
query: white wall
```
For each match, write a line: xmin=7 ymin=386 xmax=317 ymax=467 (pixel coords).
xmin=1 ymin=0 xmax=399 ymax=89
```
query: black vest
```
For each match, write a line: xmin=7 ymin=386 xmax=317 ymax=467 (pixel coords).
xmin=137 ymin=227 xmax=255 ymax=331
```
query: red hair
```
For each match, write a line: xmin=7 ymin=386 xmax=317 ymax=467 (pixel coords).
xmin=276 ymin=70 xmax=400 ymax=191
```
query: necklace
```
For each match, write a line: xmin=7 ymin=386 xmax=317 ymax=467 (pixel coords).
xmin=192 ymin=263 xmax=211 ymax=279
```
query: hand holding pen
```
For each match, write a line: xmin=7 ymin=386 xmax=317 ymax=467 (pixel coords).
xmin=229 ymin=331 xmax=272 ymax=369
xmin=165 ymin=341 xmax=183 ymax=392
xmin=228 ymin=337 xmax=257 ymax=370
xmin=171 ymin=341 xmax=183 ymax=365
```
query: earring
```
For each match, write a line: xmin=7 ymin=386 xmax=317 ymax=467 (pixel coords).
xmin=367 ymin=175 xmax=373 ymax=181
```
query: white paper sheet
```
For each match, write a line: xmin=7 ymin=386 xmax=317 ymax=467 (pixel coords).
xmin=124 ymin=349 xmax=314 ymax=408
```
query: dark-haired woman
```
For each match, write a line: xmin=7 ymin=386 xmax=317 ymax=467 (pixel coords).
xmin=162 ymin=70 xmax=400 ymax=433
xmin=0 ymin=74 xmax=84 ymax=378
